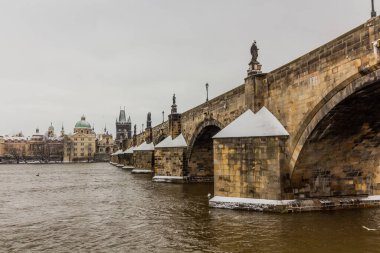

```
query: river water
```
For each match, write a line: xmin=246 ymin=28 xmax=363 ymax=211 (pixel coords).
xmin=0 ymin=163 xmax=379 ymax=253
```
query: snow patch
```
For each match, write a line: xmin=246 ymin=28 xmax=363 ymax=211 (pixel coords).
xmin=134 ymin=141 xmax=155 ymax=151
xmin=210 ymin=196 xmax=294 ymax=206
xmin=152 ymin=176 xmax=185 ymax=182
xmin=362 ymin=195 xmax=380 ymax=201
xmin=123 ymin=146 xmax=135 ymax=154
xmin=213 ymin=107 xmax=289 ymax=139
xmin=131 ymin=169 xmax=152 ymax=174
xmin=155 ymin=136 xmax=173 ymax=148
xmin=171 ymin=134 xmax=187 ymax=147
xmin=155 ymin=134 xmax=188 ymax=148
xmin=112 ymin=150 xmax=123 ymax=156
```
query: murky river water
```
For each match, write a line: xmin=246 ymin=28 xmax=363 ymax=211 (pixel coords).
xmin=0 ymin=163 xmax=379 ymax=252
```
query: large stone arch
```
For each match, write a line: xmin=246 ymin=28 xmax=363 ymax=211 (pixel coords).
xmin=186 ymin=119 xmax=224 ymax=178
xmin=289 ymin=68 xmax=380 ymax=198
xmin=289 ymin=67 xmax=380 ymax=177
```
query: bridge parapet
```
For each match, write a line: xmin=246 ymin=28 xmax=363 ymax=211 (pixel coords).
xmin=180 ymin=84 xmax=246 ymax=145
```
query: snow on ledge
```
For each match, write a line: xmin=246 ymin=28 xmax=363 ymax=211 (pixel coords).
xmin=123 ymin=146 xmax=135 ymax=154
xmin=155 ymin=134 xmax=188 ymax=148
xmin=112 ymin=149 xmax=123 ymax=156
xmin=131 ymin=169 xmax=152 ymax=174
xmin=134 ymin=141 xmax=155 ymax=151
xmin=209 ymin=196 xmax=294 ymax=206
xmin=152 ymin=176 xmax=185 ymax=182
xmin=213 ymin=107 xmax=289 ymax=139
xmin=362 ymin=195 xmax=380 ymax=201
xmin=155 ymin=136 xmax=173 ymax=148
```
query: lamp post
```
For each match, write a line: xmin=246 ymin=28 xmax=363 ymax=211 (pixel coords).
xmin=205 ymin=83 xmax=209 ymax=102
xmin=372 ymin=0 xmax=377 ymax=17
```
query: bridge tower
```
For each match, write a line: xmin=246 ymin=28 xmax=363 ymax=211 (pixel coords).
xmin=115 ymin=107 xmax=131 ymax=148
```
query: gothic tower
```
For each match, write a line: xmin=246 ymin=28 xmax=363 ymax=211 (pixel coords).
xmin=116 ymin=107 xmax=132 ymax=146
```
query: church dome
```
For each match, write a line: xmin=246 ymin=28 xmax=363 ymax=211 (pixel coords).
xmin=75 ymin=115 xmax=91 ymax=129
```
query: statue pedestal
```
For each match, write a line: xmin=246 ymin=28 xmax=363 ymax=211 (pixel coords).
xmin=247 ymin=62 xmax=262 ymax=76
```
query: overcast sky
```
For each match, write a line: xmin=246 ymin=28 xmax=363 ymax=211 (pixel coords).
xmin=0 ymin=0 xmax=374 ymax=136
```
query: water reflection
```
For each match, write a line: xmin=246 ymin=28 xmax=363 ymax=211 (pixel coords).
xmin=0 ymin=164 xmax=379 ymax=252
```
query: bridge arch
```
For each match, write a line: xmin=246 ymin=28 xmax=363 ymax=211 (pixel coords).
xmin=186 ymin=119 xmax=224 ymax=178
xmin=289 ymin=68 xmax=380 ymax=197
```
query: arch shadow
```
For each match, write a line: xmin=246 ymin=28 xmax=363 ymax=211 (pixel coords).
xmin=185 ymin=119 xmax=224 ymax=177
xmin=289 ymin=67 xmax=380 ymax=178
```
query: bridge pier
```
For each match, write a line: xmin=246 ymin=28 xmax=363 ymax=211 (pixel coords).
xmin=121 ymin=146 xmax=134 ymax=169
xmin=152 ymin=95 xmax=189 ymax=182
xmin=131 ymin=113 xmax=155 ymax=174
xmin=153 ymin=135 xmax=188 ymax=183
xmin=210 ymin=107 xmax=290 ymax=208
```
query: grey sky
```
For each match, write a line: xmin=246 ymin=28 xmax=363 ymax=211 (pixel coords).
xmin=0 ymin=0 xmax=373 ymax=137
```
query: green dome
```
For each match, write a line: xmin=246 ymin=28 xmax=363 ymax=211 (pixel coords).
xmin=75 ymin=115 xmax=91 ymax=129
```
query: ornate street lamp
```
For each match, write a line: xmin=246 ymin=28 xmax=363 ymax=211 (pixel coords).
xmin=205 ymin=83 xmax=209 ymax=102
xmin=372 ymin=0 xmax=377 ymax=17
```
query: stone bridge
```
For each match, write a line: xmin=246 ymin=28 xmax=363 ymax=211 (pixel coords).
xmin=118 ymin=17 xmax=380 ymax=203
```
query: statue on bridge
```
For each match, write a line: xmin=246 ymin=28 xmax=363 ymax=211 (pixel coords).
xmin=173 ymin=94 xmax=176 ymax=105
xmin=250 ymin=41 xmax=259 ymax=64
xmin=134 ymin=124 xmax=137 ymax=136
xmin=147 ymin=112 xmax=152 ymax=128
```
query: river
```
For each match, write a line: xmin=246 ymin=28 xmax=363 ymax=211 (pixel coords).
xmin=0 ymin=163 xmax=379 ymax=252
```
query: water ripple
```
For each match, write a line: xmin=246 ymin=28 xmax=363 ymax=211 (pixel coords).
xmin=0 ymin=164 xmax=379 ymax=252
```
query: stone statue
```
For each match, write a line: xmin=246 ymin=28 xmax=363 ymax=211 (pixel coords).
xmin=134 ymin=124 xmax=137 ymax=135
xmin=250 ymin=41 xmax=259 ymax=64
xmin=173 ymin=94 xmax=176 ymax=105
xmin=147 ymin=112 xmax=152 ymax=128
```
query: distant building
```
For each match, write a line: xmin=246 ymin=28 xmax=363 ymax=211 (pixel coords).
xmin=63 ymin=115 xmax=96 ymax=162
xmin=29 ymin=128 xmax=45 ymax=159
xmin=0 ymin=116 xmax=113 ymax=163
xmin=1 ymin=133 xmax=29 ymax=162
xmin=95 ymin=126 xmax=115 ymax=161
xmin=115 ymin=108 xmax=131 ymax=148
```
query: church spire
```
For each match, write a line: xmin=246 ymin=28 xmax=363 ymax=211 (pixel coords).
xmin=118 ymin=107 xmax=127 ymax=123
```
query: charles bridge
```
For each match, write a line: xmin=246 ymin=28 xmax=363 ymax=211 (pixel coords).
xmin=112 ymin=16 xmax=380 ymax=212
